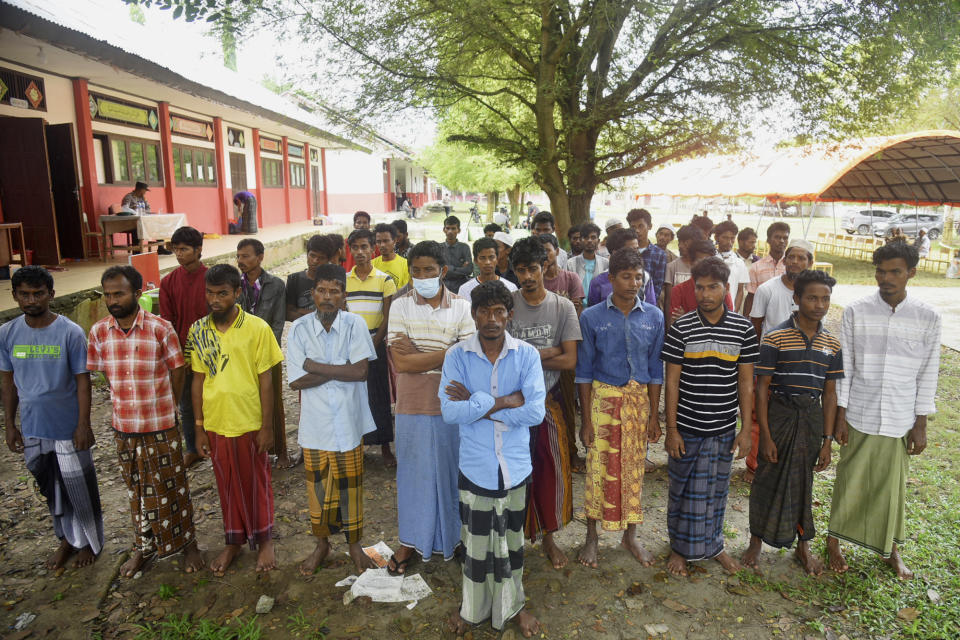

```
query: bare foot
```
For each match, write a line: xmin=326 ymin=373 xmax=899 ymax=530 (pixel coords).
xmin=45 ymin=539 xmax=74 ymax=570
xmin=714 ymin=551 xmax=740 ymax=574
xmin=578 ymin=536 xmax=599 ymax=568
xmin=542 ymin=533 xmax=568 ymax=569
xmin=571 ymin=457 xmax=586 ymax=474
xmin=644 ymin=458 xmax=657 ymax=473
xmin=209 ymin=544 xmax=242 ymax=576
xmin=275 ymin=452 xmax=295 ymax=469
xmin=183 ymin=541 xmax=204 ymax=573
xmin=515 ymin=608 xmax=541 ymax=638
xmin=742 ymin=469 xmax=755 ymax=483
xmin=446 ymin=609 xmax=469 ymax=634
xmin=621 ymin=534 xmax=655 ymax=566
xmin=256 ymin=539 xmax=276 ymax=572
xmin=884 ymin=545 xmax=914 ymax=580
xmin=348 ymin=542 xmax=377 ymax=574
xmin=794 ymin=541 xmax=823 ymax=576
xmin=741 ymin=536 xmax=763 ymax=570
xmin=299 ymin=539 xmax=330 ymax=576
xmin=120 ymin=550 xmax=153 ymax=577
xmin=381 ymin=445 xmax=397 ymax=468
xmin=72 ymin=546 xmax=97 ymax=569
xmin=826 ymin=536 xmax=848 ymax=573
xmin=183 ymin=452 xmax=201 ymax=468
xmin=667 ymin=551 xmax=689 ymax=577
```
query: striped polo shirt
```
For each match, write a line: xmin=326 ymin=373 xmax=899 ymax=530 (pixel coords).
xmin=662 ymin=309 xmax=760 ymax=436
xmin=756 ymin=316 xmax=843 ymax=397
xmin=346 ymin=266 xmax=398 ymax=332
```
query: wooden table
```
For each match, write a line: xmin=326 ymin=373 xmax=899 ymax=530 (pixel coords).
xmin=98 ymin=215 xmax=139 ymax=261
xmin=97 ymin=214 xmax=187 ymax=261
xmin=0 ymin=222 xmax=27 ymax=267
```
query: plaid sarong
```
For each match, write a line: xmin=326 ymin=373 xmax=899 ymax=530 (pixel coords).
xmin=304 ymin=446 xmax=364 ymax=544
xmin=24 ymin=436 xmax=104 ymax=555
xmin=667 ymin=430 xmax=735 ymax=560
xmin=208 ymin=431 xmax=274 ymax=548
xmin=828 ymin=426 xmax=908 ymax=557
xmin=525 ymin=384 xmax=573 ymax=541
xmin=459 ymin=478 xmax=528 ymax=631
xmin=585 ymin=380 xmax=649 ymax=531
xmin=115 ymin=427 xmax=196 ymax=558
xmin=749 ymin=394 xmax=822 ymax=548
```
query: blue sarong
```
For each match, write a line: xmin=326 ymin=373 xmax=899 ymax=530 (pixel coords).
xmin=396 ymin=414 xmax=461 ymax=559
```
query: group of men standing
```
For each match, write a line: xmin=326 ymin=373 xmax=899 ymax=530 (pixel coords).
xmin=0 ymin=206 xmax=942 ymax=638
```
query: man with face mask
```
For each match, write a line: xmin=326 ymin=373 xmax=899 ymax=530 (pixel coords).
xmin=385 ymin=241 xmax=475 ymax=576
xmin=87 ymin=266 xmax=203 ymax=577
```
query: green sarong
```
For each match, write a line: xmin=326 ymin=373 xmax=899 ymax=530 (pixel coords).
xmin=828 ymin=425 xmax=907 ymax=557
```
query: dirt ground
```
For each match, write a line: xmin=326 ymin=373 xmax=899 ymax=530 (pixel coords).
xmin=0 ymin=264 xmax=841 ymax=640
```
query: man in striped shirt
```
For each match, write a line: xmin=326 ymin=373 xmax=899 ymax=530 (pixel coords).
xmin=662 ymin=257 xmax=759 ymax=577
xmin=742 ymin=270 xmax=843 ymax=575
xmin=827 ymin=242 xmax=941 ymax=580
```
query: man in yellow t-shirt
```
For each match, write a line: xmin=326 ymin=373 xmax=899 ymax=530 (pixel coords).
xmin=346 ymin=228 xmax=398 ymax=466
xmin=189 ymin=264 xmax=283 ymax=577
xmin=371 ymin=222 xmax=410 ymax=290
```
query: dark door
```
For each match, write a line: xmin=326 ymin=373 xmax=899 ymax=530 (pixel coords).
xmin=0 ymin=116 xmax=61 ymax=265
xmin=229 ymin=152 xmax=247 ymax=192
xmin=45 ymin=123 xmax=85 ymax=260
xmin=311 ymin=164 xmax=323 ymax=216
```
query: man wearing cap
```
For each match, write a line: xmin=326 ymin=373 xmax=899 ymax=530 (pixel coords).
xmin=750 ymin=239 xmax=814 ymax=339
xmin=914 ymin=228 xmax=930 ymax=258
xmin=493 ymin=231 xmax=520 ymax=286
xmin=597 ymin=218 xmax=623 ymax=258
xmin=656 ymin=225 xmax=678 ymax=262
xmin=122 ymin=182 xmax=151 ymax=213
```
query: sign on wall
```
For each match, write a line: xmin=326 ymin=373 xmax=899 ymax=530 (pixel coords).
xmin=0 ymin=67 xmax=47 ymax=111
xmin=260 ymin=136 xmax=281 ymax=153
xmin=90 ymin=93 xmax=158 ymax=130
xmin=288 ymin=143 xmax=304 ymax=158
xmin=171 ymin=114 xmax=214 ymax=141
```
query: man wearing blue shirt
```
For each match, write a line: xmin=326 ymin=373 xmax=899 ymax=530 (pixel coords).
xmin=286 ymin=264 xmax=379 ymax=576
xmin=441 ymin=280 xmax=545 ymax=639
xmin=575 ymin=249 xmax=664 ymax=569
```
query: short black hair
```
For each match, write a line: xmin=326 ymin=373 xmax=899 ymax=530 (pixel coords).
xmin=443 ymin=215 xmax=461 ymax=229
xmin=237 ymin=238 xmax=264 ymax=255
xmin=12 ymin=265 xmax=54 ymax=293
xmin=306 ymin=234 xmax=332 ymax=255
xmin=609 ymin=247 xmax=644 ymax=276
xmin=737 ymin=227 xmax=758 ymax=242
xmin=676 ymin=225 xmax=705 ymax=244
xmin=510 ymin=236 xmax=548 ymax=269
xmin=580 ymin=222 xmax=601 ymax=238
xmin=391 ymin=219 xmax=408 ymax=234
xmin=205 ymin=263 xmax=241 ymax=289
xmin=688 ymin=238 xmax=717 ymax=259
xmin=532 ymin=211 xmax=556 ymax=229
xmin=408 ymin=240 xmax=446 ymax=267
xmin=347 ymin=228 xmax=376 ymax=247
xmin=538 ymin=233 xmax=559 ymax=251
xmin=793 ymin=269 xmax=837 ymax=298
xmin=470 ymin=279 xmax=514 ymax=314
xmin=472 ymin=236 xmax=498 ymax=259
xmin=171 ymin=226 xmax=203 ymax=248
xmin=314 ymin=263 xmax=346 ymax=291
xmin=327 ymin=233 xmax=344 ymax=254
xmin=567 ymin=224 xmax=582 ymax=239
xmin=101 ymin=265 xmax=142 ymax=291
xmin=606 ymin=228 xmax=639 ymax=254
xmin=766 ymin=221 xmax=791 ymax=239
xmin=626 ymin=208 xmax=652 ymax=226
xmin=373 ymin=223 xmax=397 ymax=239
xmin=484 ymin=223 xmax=502 ymax=234
xmin=353 ymin=210 xmax=371 ymax=223
xmin=873 ymin=240 xmax=920 ymax=269
xmin=690 ymin=214 xmax=714 ymax=235
xmin=712 ymin=220 xmax=738 ymax=238
xmin=691 ymin=256 xmax=730 ymax=284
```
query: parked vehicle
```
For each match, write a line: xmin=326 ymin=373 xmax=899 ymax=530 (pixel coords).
xmin=842 ymin=209 xmax=897 ymax=235
xmin=872 ymin=213 xmax=944 ymax=239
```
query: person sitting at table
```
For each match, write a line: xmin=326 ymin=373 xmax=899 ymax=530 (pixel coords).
xmin=121 ymin=182 xmax=151 ymax=213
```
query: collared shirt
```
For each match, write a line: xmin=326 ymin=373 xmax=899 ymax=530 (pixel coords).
xmin=239 ymin=270 xmax=286 ymax=344
xmin=388 ymin=287 xmax=475 ymax=415
xmin=719 ymin=250 xmax=750 ymax=294
xmin=837 ymin=292 xmax=941 ymax=438
xmin=121 ymin=192 xmax=150 ymax=212
xmin=568 ymin=254 xmax=609 ymax=300
xmin=371 ymin=254 xmax=410 ymax=290
xmin=756 ymin=316 xmax=843 ymax=398
xmin=576 ymin=295 xmax=665 ymax=386
xmin=346 ymin=267 xmax=397 ymax=331
xmin=586 ymin=270 xmax=656 ymax=308
xmin=640 ymin=243 xmax=668 ymax=300
xmin=287 ymin=310 xmax=377 ymax=451
xmin=747 ymin=254 xmax=785 ymax=294
xmin=87 ymin=308 xmax=184 ymax=434
xmin=458 ymin=276 xmax=517 ymax=301
xmin=159 ymin=264 xmax=209 ymax=355
xmin=441 ymin=241 xmax=474 ymax=293
xmin=440 ymin=332 xmax=546 ymax=491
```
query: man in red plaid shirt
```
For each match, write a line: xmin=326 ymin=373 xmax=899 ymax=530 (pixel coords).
xmin=87 ymin=265 xmax=204 ymax=577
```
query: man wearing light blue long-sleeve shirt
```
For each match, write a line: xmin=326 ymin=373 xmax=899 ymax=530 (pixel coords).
xmin=440 ymin=280 xmax=545 ymax=638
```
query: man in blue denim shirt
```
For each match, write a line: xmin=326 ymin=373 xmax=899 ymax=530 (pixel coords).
xmin=440 ymin=280 xmax=545 ymax=638
xmin=575 ymin=249 xmax=664 ymax=570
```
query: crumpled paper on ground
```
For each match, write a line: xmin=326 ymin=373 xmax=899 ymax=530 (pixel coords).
xmin=337 ymin=542 xmax=433 ymax=609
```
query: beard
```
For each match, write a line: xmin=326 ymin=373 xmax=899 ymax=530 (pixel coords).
xmin=108 ymin=300 xmax=139 ymax=319
xmin=211 ymin=306 xmax=235 ymax=323
xmin=318 ymin=310 xmax=339 ymax=325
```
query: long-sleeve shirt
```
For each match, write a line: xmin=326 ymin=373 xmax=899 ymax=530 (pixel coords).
xmin=159 ymin=264 xmax=209 ymax=355
xmin=586 ymin=270 xmax=656 ymax=307
xmin=238 ymin=270 xmax=286 ymax=345
xmin=439 ymin=332 xmax=546 ymax=491
xmin=639 ymin=243 xmax=668 ymax=300
xmin=575 ymin=295 xmax=665 ymax=386
xmin=441 ymin=241 xmax=474 ymax=293
xmin=568 ymin=254 xmax=609 ymax=301
xmin=837 ymin=291 xmax=941 ymax=438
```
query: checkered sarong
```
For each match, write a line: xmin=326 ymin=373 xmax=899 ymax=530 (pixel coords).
xmin=304 ymin=446 xmax=364 ymax=544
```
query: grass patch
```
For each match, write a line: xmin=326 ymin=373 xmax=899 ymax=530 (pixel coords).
xmin=135 ymin=614 xmax=262 ymax=640
xmin=740 ymin=347 xmax=960 ymax=639
xmin=817 ymin=252 xmax=957 ymax=287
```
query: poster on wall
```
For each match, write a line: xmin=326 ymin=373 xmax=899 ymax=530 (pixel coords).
xmin=260 ymin=136 xmax=281 ymax=153
xmin=171 ymin=114 xmax=215 ymax=141
xmin=0 ymin=67 xmax=47 ymax=111
xmin=90 ymin=93 xmax=158 ymax=130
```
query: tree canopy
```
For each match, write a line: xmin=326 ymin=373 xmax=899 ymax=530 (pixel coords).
xmin=128 ymin=0 xmax=960 ymax=234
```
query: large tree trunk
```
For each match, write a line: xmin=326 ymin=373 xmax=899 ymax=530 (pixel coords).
xmin=507 ymin=184 xmax=522 ymax=223
xmin=486 ymin=192 xmax=498 ymax=222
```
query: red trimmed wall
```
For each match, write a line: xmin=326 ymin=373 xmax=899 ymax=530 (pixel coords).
xmin=259 ymin=188 xmax=287 ymax=227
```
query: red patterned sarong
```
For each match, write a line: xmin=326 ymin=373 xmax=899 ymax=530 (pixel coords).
xmin=208 ymin=431 xmax=274 ymax=547
xmin=525 ymin=384 xmax=573 ymax=541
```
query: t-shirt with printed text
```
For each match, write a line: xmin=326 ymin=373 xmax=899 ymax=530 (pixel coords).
xmin=508 ymin=290 xmax=582 ymax=391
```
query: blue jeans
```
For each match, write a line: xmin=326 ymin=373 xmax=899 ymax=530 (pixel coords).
xmin=180 ymin=368 xmax=197 ymax=454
